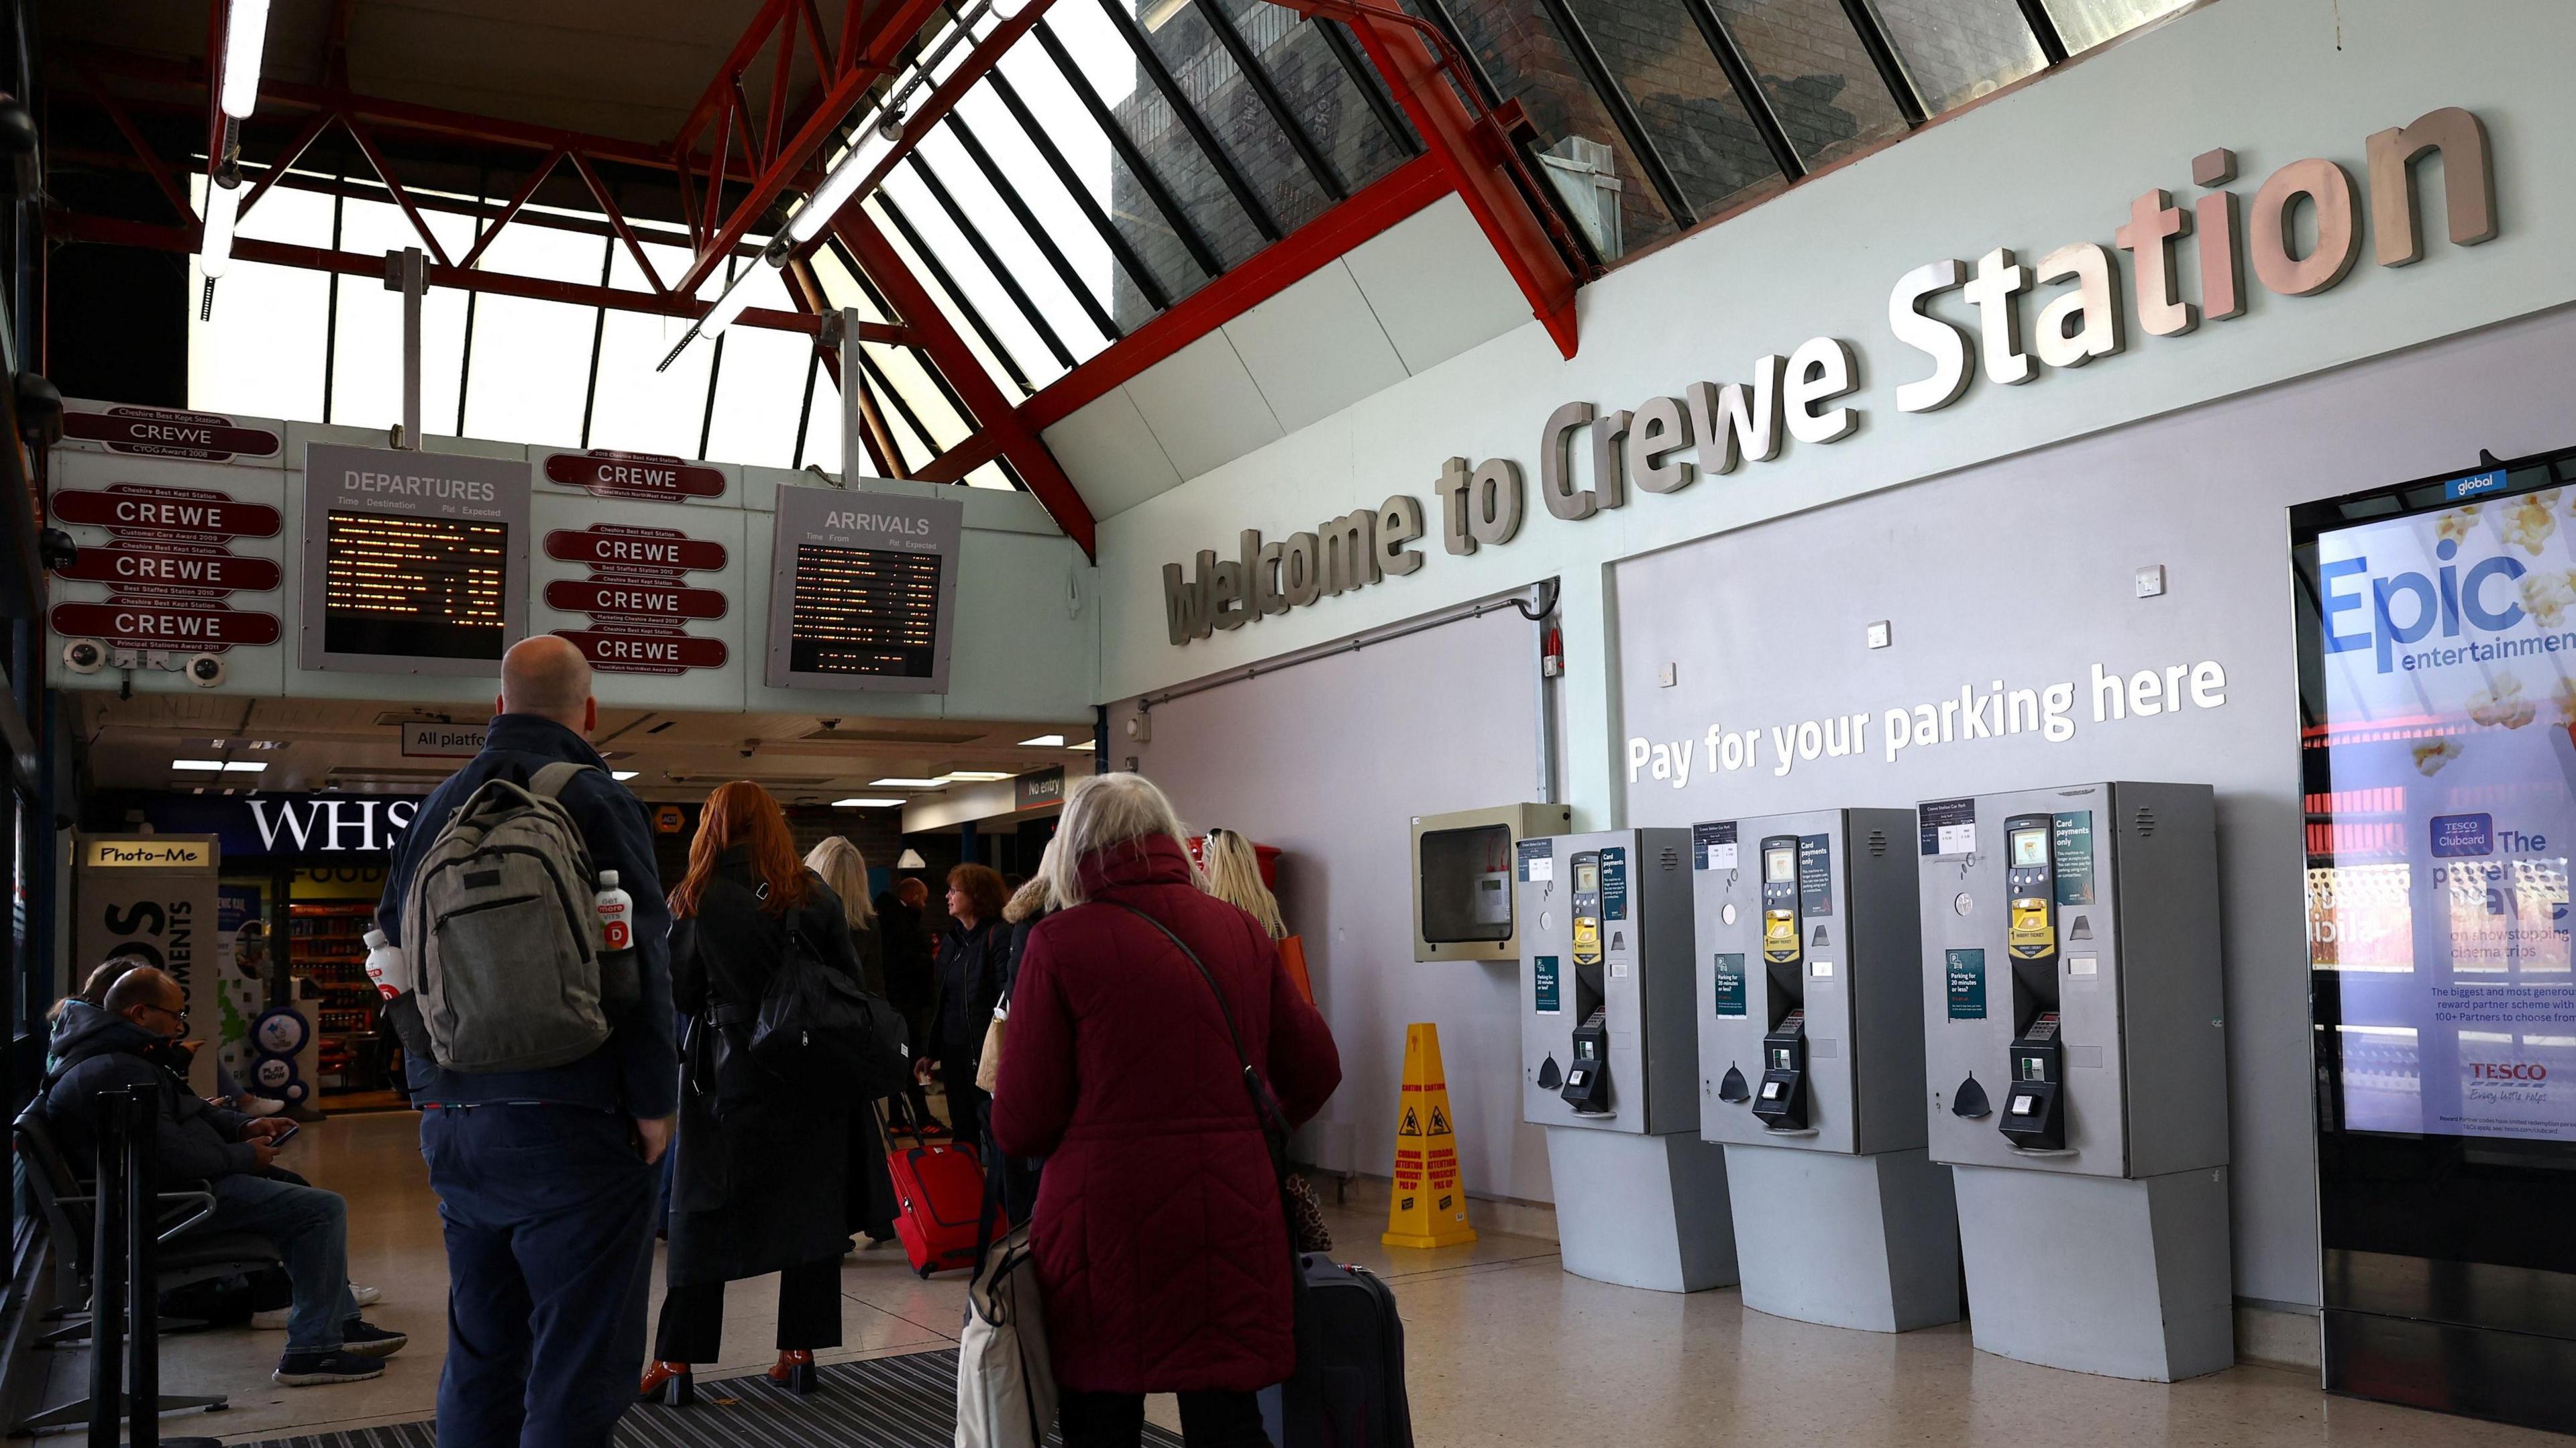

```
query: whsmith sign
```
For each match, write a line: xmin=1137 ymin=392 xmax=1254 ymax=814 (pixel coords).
xmin=136 ymin=793 xmax=427 ymax=858
xmin=1162 ymin=107 xmax=2498 ymax=646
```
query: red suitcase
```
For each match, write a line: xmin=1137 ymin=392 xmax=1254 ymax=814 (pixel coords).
xmin=887 ymin=1133 xmax=997 ymax=1278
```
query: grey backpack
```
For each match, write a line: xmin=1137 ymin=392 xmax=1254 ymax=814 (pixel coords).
xmin=399 ymin=761 xmax=610 ymax=1073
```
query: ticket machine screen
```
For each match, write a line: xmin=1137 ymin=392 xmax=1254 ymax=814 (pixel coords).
xmin=2010 ymin=826 xmax=2048 ymax=868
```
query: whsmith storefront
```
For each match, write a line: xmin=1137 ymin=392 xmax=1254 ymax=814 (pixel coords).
xmin=1090 ymin=0 xmax=2576 ymax=1432
xmin=93 ymin=789 xmax=425 ymax=1109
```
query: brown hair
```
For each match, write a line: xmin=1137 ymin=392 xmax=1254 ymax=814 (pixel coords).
xmin=948 ymin=862 xmax=1008 ymax=924
xmin=669 ymin=781 xmax=810 ymax=918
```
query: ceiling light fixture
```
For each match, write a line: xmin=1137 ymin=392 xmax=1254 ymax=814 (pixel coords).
xmin=1065 ymin=739 xmax=1095 ymax=750
xmin=172 ymin=759 xmax=225 ymax=771
xmin=1018 ymin=734 xmax=1066 ymax=748
xmin=199 ymin=170 xmax=244 ymax=281
xmin=222 ymin=761 xmax=268 ymax=773
xmin=941 ymin=771 xmax=1012 ymax=783
xmin=657 ymin=0 xmax=1028 ymax=372
xmin=869 ymin=777 xmax=944 ymax=789
xmin=219 ymin=0 xmax=273 ymax=119
xmin=611 ymin=770 xmax=640 ymax=781
xmin=833 ymin=797 xmax=906 ymax=809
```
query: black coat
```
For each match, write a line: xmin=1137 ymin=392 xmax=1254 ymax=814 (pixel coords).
xmin=932 ymin=917 xmax=1011 ymax=1070
xmin=667 ymin=852 xmax=884 ymax=1285
xmin=875 ymin=893 xmax=933 ymax=1014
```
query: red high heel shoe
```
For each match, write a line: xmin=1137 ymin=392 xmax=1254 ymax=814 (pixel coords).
xmin=769 ymin=1349 xmax=818 ymax=1395
xmin=639 ymin=1359 xmax=694 ymax=1406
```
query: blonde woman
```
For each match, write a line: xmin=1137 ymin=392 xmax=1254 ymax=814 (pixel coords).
xmin=803 ymin=836 xmax=885 ymax=995
xmin=802 ymin=835 xmax=904 ymax=1249
xmin=1197 ymin=828 xmax=1285 ymax=940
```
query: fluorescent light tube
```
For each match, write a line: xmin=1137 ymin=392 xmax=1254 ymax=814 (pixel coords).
xmin=222 ymin=761 xmax=268 ymax=773
xmin=699 ymin=266 xmax=763 ymax=340
xmin=869 ymin=777 xmax=943 ymax=789
xmin=942 ymin=771 xmax=1012 ymax=783
xmin=1018 ymin=734 xmax=1066 ymax=747
xmin=612 ymin=770 xmax=639 ymax=781
xmin=220 ymin=0 xmax=274 ymax=119
xmin=172 ymin=759 xmax=225 ymax=771
xmin=787 ymin=115 xmax=906 ymax=244
xmin=834 ymin=797 xmax=906 ymax=809
xmin=199 ymin=172 xmax=243 ymax=280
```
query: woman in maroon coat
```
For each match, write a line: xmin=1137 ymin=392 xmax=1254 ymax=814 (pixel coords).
xmin=994 ymin=773 xmax=1340 ymax=1448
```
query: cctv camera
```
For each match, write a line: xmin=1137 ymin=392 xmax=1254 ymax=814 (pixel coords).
xmin=62 ymin=638 xmax=104 ymax=674
xmin=186 ymin=654 xmax=227 ymax=688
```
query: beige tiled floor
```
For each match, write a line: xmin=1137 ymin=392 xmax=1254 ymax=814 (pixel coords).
xmin=16 ymin=1112 xmax=2565 ymax=1446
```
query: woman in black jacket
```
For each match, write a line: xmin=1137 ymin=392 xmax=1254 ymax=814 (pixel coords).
xmin=928 ymin=862 xmax=1011 ymax=1150
xmin=641 ymin=782 xmax=865 ymax=1404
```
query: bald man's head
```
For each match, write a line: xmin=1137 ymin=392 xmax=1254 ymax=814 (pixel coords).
xmin=498 ymin=635 xmax=596 ymax=732
xmin=103 ymin=965 xmax=184 ymax=1038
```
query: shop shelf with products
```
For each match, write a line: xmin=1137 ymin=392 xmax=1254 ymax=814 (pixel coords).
xmin=286 ymin=901 xmax=396 ymax=1094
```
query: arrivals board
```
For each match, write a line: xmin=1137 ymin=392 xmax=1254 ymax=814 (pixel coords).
xmin=300 ymin=443 xmax=530 ymax=675
xmin=764 ymin=484 xmax=962 ymax=694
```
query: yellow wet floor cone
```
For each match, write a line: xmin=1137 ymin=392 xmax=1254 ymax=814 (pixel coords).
xmin=1383 ymin=1022 xmax=1477 ymax=1249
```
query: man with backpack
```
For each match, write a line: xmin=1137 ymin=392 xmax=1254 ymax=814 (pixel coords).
xmin=376 ymin=634 xmax=676 ymax=1447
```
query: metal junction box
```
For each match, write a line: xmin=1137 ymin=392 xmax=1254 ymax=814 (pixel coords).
xmin=1695 ymin=809 xmax=1926 ymax=1156
xmin=1411 ymin=802 xmax=1570 ymax=962
xmin=1518 ymin=828 xmax=1698 ymax=1136
xmin=1917 ymin=781 xmax=2226 ymax=1180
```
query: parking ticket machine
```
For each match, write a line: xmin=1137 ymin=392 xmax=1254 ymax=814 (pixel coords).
xmin=1519 ymin=829 xmax=1733 ymax=1292
xmin=1918 ymin=783 xmax=2230 ymax=1380
xmin=1695 ymin=810 xmax=1958 ymax=1333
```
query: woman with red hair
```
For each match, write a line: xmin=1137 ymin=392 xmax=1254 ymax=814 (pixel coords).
xmin=639 ymin=781 xmax=867 ymax=1404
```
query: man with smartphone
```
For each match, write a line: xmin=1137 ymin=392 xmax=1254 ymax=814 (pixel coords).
xmin=44 ymin=965 xmax=406 ymax=1385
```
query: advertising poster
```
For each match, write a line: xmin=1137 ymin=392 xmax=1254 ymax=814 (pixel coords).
xmin=2306 ymin=481 xmax=2576 ymax=1140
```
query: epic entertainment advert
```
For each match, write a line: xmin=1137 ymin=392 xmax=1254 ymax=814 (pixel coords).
xmin=2310 ymin=488 xmax=2576 ymax=1141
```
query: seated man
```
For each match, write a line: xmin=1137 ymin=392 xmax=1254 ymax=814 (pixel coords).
xmin=44 ymin=966 xmax=407 ymax=1385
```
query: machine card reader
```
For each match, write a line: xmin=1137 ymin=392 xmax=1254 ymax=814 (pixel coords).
xmin=1752 ymin=1008 xmax=1809 ymax=1131
xmin=2000 ymin=1011 xmax=2067 ymax=1151
xmin=1761 ymin=836 xmax=1803 ymax=969
xmin=1560 ymin=849 xmax=1613 ymax=1113
xmin=2004 ymin=814 xmax=2057 ymax=969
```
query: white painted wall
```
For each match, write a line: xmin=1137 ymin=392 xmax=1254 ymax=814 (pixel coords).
xmin=1097 ymin=0 xmax=2576 ymax=811
xmin=1085 ymin=0 xmax=2576 ymax=1315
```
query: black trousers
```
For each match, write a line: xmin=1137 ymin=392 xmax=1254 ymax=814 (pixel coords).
xmin=1059 ymin=1389 xmax=1270 ymax=1448
xmin=651 ymin=1256 xmax=842 ymax=1363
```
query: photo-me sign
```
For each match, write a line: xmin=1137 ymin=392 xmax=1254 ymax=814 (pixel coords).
xmin=48 ymin=484 xmax=285 ymax=651
xmin=64 ymin=404 xmax=281 ymax=463
xmin=765 ymin=486 xmax=962 ymax=694
xmin=301 ymin=443 xmax=531 ymax=674
xmin=1161 ymin=105 xmax=2500 ymax=647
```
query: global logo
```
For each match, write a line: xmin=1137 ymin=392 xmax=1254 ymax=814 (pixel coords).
xmin=2469 ymin=1062 xmax=2548 ymax=1082
xmin=2320 ymin=537 xmax=2528 ymax=672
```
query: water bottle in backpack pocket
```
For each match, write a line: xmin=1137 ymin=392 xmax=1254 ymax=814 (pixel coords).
xmin=400 ymin=761 xmax=612 ymax=1073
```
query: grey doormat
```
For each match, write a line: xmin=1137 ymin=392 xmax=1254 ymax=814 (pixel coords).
xmin=244 ymin=1348 xmax=1185 ymax=1447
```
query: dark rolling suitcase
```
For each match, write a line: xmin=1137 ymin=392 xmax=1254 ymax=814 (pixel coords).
xmin=1260 ymin=1254 xmax=1413 ymax=1448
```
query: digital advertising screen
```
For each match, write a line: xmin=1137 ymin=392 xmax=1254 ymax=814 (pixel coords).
xmin=299 ymin=443 xmax=531 ymax=675
xmin=765 ymin=484 xmax=962 ymax=694
xmin=2297 ymin=453 xmax=2576 ymax=1143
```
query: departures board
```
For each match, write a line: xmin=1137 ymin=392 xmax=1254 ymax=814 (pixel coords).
xmin=764 ymin=484 xmax=963 ymax=695
xmin=299 ymin=443 xmax=531 ymax=675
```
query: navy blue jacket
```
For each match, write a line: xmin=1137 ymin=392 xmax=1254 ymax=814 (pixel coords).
xmin=375 ymin=714 xmax=678 ymax=1118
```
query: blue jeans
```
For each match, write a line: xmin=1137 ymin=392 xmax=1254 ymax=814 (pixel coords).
xmin=201 ymin=1173 xmax=358 ymax=1352
xmin=422 ymin=1105 xmax=655 ymax=1448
